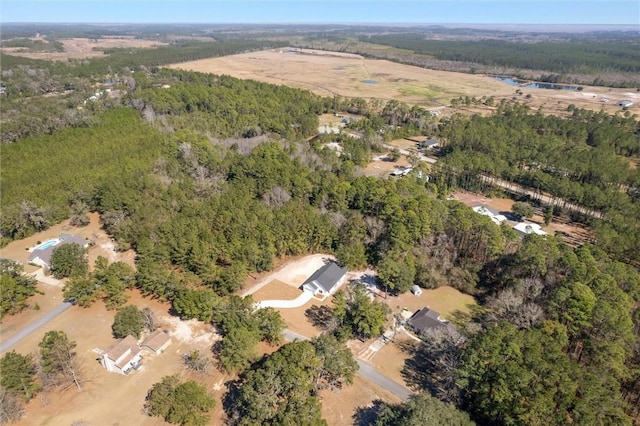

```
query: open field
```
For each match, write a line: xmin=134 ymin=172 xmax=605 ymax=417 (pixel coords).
xmin=1 ymin=37 xmax=166 ymax=61
xmin=169 ymin=48 xmax=639 ymax=116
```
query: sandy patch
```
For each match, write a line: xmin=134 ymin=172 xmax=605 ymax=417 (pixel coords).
xmin=364 ymin=154 xmax=411 ymax=177
xmin=251 ymin=279 xmax=307 ymax=302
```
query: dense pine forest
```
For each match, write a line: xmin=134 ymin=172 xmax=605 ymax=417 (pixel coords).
xmin=1 ymin=29 xmax=639 ymax=425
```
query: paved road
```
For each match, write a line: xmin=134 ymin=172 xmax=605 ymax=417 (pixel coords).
xmin=0 ymin=302 xmax=72 ymax=353
xmin=356 ymin=359 xmax=412 ymax=401
xmin=283 ymin=328 xmax=412 ymax=401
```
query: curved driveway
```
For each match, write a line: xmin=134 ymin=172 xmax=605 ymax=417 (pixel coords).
xmin=255 ymin=290 xmax=314 ymax=309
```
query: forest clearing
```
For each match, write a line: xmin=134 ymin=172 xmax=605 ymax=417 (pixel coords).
xmin=169 ymin=47 xmax=640 ymax=116
xmin=0 ymin=36 xmax=167 ymax=61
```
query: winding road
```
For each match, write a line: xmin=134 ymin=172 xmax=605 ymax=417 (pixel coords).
xmin=283 ymin=327 xmax=412 ymax=401
xmin=0 ymin=301 xmax=73 ymax=353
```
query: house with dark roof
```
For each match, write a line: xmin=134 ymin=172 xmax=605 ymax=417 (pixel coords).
xmin=28 ymin=234 xmax=88 ymax=269
xmin=301 ymin=262 xmax=347 ymax=299
xmin=407 ymin=308 xmax=456 ymax=336
xmin=100 ymin=336 xmax=143 ymax=375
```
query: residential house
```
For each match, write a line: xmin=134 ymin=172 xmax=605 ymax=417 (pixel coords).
xmin=407 ymin=308 xmax=456 ymax=335
xmin=28 ymin=234 xmax=89 ymax=269
xmin=472 ymin=205 xmax=508 ymax=225
xmin=418 ymin=139 xmax=439 ymax=149
xmin=513 ymin=222 xmax=548 ymax=237
xmin=100 ymin=335 xmax=143 ymax=375
xmin=301 ymin=262 xmax=347 ymax=298
xmin=141 ymin=330 xmax=171 ymax=355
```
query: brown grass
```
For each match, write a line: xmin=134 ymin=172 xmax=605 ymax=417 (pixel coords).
xmin=1 ymin=37 xmax=166 ymax=61
xmin=168 ymin=48 xmax=640 ymax=116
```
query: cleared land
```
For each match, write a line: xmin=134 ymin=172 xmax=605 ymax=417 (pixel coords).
xmin=169 ymin=48 xmax=639 ymax=116
xmin=453 ymin=190 xmax=593 ymax=246
xmin=1 ymin=37 xmax=166 ymax=61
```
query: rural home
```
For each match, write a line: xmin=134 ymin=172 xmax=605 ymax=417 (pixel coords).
xmin=391 ymin=167 xmax=413 ymax=176
xmin=28 ymin=233 xmax=89 ymax=269
xmin=513 ymin=222 xmax=548 ymax=237
xmin=140 ymin=330 xmax=172 ymax=355
xmin=472 ymin=205 xmax=508 ymax=225
xmin=100 ymin=335 xmax=143 ymax=375
xmin=407 ymin=307 xmax=456 ymax=335
xmin=418 ymin=139 xmax=439 ymax=149
xmin=301 ymin=262 xmax=347 ymax=298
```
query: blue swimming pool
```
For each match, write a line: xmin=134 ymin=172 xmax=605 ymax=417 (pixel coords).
xmin=36 ymin=239 xmax=59 ymax=250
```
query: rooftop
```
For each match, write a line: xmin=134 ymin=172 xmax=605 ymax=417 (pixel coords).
xmin=407 ymin=308 xmax=456 ymax=334
xmin=302 ymin=262 xmax=347 ymax=294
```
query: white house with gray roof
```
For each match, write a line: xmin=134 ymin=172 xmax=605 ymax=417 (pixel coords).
xmin=301 ymin=262 xmax=348 ymax=299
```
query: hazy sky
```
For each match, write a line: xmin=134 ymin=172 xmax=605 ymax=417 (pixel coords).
xmin=2 ymin=0 xmax=639 ymax=25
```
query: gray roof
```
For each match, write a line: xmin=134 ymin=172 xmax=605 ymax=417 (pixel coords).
xmin=28 ymin=234 xmax=87 ymax=266
xmin=302 ymin=262 xmax=347 ymax=294
xmin=407 ymin=308 xmax=456 ymax=334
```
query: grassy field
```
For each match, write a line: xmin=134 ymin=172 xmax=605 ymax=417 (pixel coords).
xmin=169 ymin=47 xmax=640 ymax=117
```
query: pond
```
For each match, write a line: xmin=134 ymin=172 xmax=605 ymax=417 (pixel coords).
xmin=494 ymin=76 xmax=578 ymax=91
xmin=362 ymin=79 xmax=378 ymax=84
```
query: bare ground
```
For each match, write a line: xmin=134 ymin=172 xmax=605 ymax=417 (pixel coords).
xmin=168 ymin=48 xmax=640 ymax=116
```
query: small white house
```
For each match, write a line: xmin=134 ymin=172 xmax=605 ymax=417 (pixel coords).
xmin=513 ymin=222 xmax=548 ymax=237
xmin=472 ymin=205 xmax=507 ymax=225
xmin=302 ymin=262 xmax=347 ymax=298
xmin=100 ymin=335 xmax=143 ymax=375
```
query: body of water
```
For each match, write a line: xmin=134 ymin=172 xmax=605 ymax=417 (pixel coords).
xmin=362 ymin=79 xmax=378 ymax=84
xmin=35 ymin=239 xmax=60 ymax=250
xmin=494 ymin=76 xmax=578 ymax=91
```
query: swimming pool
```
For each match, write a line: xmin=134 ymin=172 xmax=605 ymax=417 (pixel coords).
xmin=35 ymin=239 xmax=59 ymax=250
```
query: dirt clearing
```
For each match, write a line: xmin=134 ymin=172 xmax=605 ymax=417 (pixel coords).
xmin=169 ymin=48 xmax=639 ymax=115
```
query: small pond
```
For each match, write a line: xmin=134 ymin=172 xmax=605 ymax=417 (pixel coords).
xmin=362 ymin=79 xmax=378 ymax=84
xmin=494 ymin=76 xmax=578 ymax=91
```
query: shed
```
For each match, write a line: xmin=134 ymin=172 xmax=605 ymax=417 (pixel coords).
xmin=411 ymin=285 xmax=422 ymax=296
xmin=141 ymin=330 xmax=171 ymax=355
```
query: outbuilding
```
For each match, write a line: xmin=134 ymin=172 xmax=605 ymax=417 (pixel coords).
xmin=411 ymin=285 xmax=423 ymax=296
